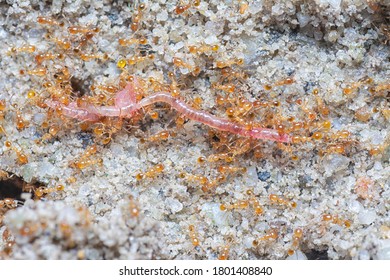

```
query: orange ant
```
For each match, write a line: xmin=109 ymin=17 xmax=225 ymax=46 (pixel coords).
xmin=188 ymin=44 xmax=219 ymax=55
xmin=217 ymin=165 xmax=247 ymax=175
xmin=175 ymin=0 xmax=201 ymax=15
xmin=15 ymin=110 xmax=28 ymax=130
xmin=263 ymin=78 xmax=294 ymax=90
xmin=27 ymin=67 xmax=47 ymax=76
xmin=220 ymin=67 xmax=249 ymax=81
xmin=34 ymin=185 xmax=65 ymax=198
xmin=4 ymin=141 xmax=28 ymax=165
xmin=178 ymin=171 xmax=225 ymax=192
xmin=220 ymin=200 xmax=249 ymax=211
xmin=118 ymin=37 xmax=148 ymax=46
xmin=131 ymin=3 xmax=146 ymax=32
xmin=239 ymin=1 xmax=249 ymax=14
xmin=252 ymin=228 xmax=278 ymax=247
xmin=135 ymin=163 xmax=165 ymax=180
xmin=188 ymin=225 xmax=200 ymax=246
xmin=0 ymin=198 xmax=20 ymax=209
xmin=322 ymin=213 xmax=351 ymax=228
xmin=79 ymin=53 xmax=108 ymax=62
xmin=269 ymin=194 xmax=297 ymax=208
xmin=368 ymin=135 xmax=390 ymax=156
xmin=128 ymin=54 xmax=155 ymax=65
xmin=142 ymin=130 xmax=170 ymax=143
xmin=172 ymin=57 xmax=195 ymax=74
xmin=35 ymin=52 xmax=65 ymax=65
xmin=273 ymin=77 xmax=294 ymax=87
xmin=7 ymin=45 xmax=36 ymax=56
xmin=37 ymin=16 xmax=64 ymax=27
xmin=212 ymin=82 xmax=236 ymax=94
xmin=220 ymin=190 xmax=264 ymax=215
xmin=217 ymin=236 xmax=233 ymax=260
xmin=342 ymin=77 xmax=374 ymax=95
xmin=67 ymin=26 xmax=100 ymax=35
xmin=246 ymin=190 xmax=264 ymax=215
xmin=41 ymin=124 xmax=60 ymax=141
xmin=215 ymin=58 xmax=244 ymax=69
xmin=168 ymin=72 xmax=181 ymax=97
xmin=51 ymin=37 xmax=71 ymax=50
xmin=287 ymin=228 xmax=303 ymax=256
xmin=128 ymin=195 xmax=139 ymax=218
xmin=71 ymin=144 xmax=103 ymax=170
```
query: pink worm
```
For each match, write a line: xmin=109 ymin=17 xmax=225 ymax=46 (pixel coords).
xmin=137 ymin=93 xmax=291 ymax=143
xmin=47 ymin=82 xmax=291 ymax=143
xmin=45 ymin=100 xmax=101 ymax=122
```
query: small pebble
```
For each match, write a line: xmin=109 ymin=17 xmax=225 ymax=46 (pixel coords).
xmin=257 ymin=171 xmax=271 ymax=181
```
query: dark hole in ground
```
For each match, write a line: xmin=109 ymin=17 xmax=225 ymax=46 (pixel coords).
xmin=305 ymin=249 xmax=329 ymax=260
xmin=70 ymin=77 xmax=89 ymax=98
xmin=0 ymin=171 xmax=45 ymax=202
xmin=0 ymin=174 xmax=24 ymax=201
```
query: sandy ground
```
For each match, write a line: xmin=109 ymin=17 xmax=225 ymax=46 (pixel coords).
xmin=0 ymin=0 xmax=389 ymax=259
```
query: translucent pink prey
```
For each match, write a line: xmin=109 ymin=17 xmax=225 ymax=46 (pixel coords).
xmin=46 ymin=79 xmax=291 ymax=143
